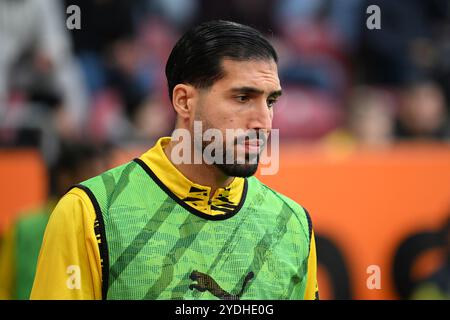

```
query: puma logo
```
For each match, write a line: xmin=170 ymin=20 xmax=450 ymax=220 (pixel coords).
xmin=189 ymin=270 xmax=254 ymax=300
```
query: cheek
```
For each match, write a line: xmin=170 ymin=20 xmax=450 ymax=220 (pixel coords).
xmin=225 ymin=116 xmax=245 ymax=131
xmin=202 ymin=96 xmax=242 ymax=129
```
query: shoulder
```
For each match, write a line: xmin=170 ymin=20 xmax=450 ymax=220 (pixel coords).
xmin=248 ymin=177 xmax=313 ymax=239
xmin=78 ymin=160 xmax=144 ymax=195
xmin=75 ymin=160 xmax=146 ymax=214
xmin=46 ymin=188 xmax=97 ymax=237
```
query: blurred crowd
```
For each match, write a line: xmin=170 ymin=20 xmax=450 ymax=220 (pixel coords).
xmin=1 ymin=0 xmax=450 ymax=166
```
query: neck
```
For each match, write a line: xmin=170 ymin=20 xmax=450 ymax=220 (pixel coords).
xmin=164 ymin=140 xmax=234 ymax=198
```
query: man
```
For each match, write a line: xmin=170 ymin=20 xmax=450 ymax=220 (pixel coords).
xmin=0 ymin=142 xmax=106 ymax=299
xmin=31 ymin=20 xmax=319 ymax=300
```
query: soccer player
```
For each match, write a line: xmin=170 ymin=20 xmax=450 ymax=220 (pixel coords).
xmin=31 ymin=20 xmax=319 ymax=300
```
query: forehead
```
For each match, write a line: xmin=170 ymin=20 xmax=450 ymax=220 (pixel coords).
xmin=214 ymin=59 xmax=281 ymax=92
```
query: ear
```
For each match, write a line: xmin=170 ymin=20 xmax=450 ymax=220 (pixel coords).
xmin=172 ymin=84 xmax=197 ymax=120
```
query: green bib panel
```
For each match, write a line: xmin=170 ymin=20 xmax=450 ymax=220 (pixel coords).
xmin=15 ymin=209 xmax=50 ymax=300
xmin=80 ymin=160 xmax=311 ymax=300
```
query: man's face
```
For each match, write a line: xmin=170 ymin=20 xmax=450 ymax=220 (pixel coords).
xmin=192 ymin=59 xmax=281 ymax=177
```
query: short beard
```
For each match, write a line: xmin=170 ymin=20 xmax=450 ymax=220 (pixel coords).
xmin=214 ymin=161 xmax=259 ymax=178
xmin=201 ymin=134 xmax=262 ymax=178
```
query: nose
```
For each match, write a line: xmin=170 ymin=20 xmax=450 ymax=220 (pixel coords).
xmin=247 ymin=99 xmax=272 ymax=134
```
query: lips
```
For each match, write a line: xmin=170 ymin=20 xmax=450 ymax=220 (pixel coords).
xmin=241 ymin=139 xmax=264 ymax=154
xmin=245 ymin=139 xmax=260 ymax=146
xmin=235 ymin=133 xmax=268 ymax=155
xmin=244 ymin=139 xmax=263 ymax=147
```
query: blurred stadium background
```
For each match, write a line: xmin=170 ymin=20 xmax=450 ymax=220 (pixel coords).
xmin=1 ymin=0 xmax=450 ymax=300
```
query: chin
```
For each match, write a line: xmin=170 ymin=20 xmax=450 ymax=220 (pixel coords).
xmin=215 ymin=163 xmax=259 ymax=178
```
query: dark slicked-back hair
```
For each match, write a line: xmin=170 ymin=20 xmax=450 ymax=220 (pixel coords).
xmin=165 ymin=20 xmax=278 ymax=102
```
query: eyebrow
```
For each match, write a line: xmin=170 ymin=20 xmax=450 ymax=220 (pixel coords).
xmin=229 ymin=86 xmax=283 ymax=98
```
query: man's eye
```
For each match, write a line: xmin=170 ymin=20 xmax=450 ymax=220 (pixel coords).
xmin=236 ymin=95 xmax=249 ymax=103
xmin=267 ymin=99 xmax=278 ymax=108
